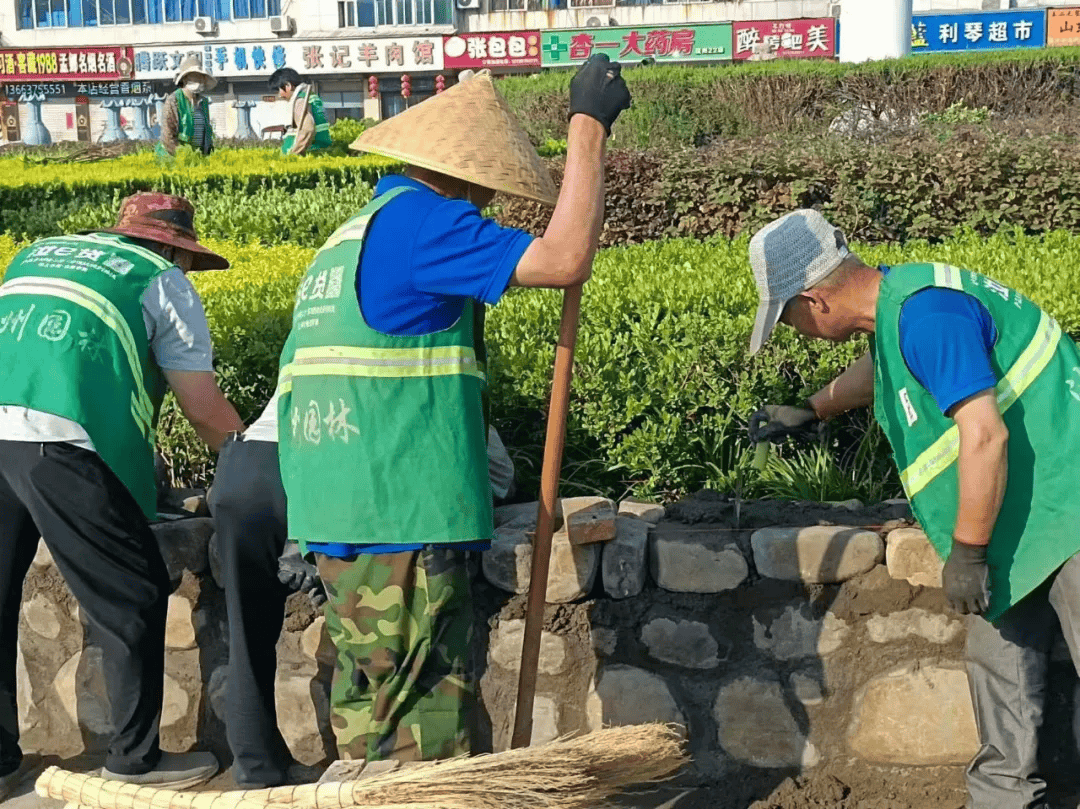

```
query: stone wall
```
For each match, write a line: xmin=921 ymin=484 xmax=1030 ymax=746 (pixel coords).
xmin=15 ymin=489 xmax=1080 ymax=804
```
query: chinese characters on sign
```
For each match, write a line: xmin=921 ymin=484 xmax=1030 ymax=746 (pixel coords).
xmin=540 ymin=24 xmax=733 ymax=66
xmin=1047 ymin=8 xmax=1080 ymax=48
xmin=732 ymin=19 xmax=836 ymax=60
xmin=0 ymin=47 xmax=135 ymax=82
xmin=911 ymin=10 xmax=1046 ymax=52
xmin=443 ymin=32 xmax=542 ymax=69
xmin=134 ymin=39 xmax=443 ymax=80
xmin=0 ymin=81 xmax=153 ymax=98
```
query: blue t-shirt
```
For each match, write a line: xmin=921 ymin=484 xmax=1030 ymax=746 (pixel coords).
xmin=883 ymin=265 xmax=998 ymax=416
xmin=308 ymin=175 xmax=534 ymax=558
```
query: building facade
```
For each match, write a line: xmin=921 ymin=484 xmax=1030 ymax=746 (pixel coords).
xmin=0 ymin=0 xmax=1076 ymax=143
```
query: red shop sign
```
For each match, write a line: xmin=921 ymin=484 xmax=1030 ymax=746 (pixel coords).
xmin=731 ymin=19 xmax=836 ymax=60
xmin=0 ymin=46 xmax=135 ymax=81
xmin=443 ymin=32 xmax=541 ymax=69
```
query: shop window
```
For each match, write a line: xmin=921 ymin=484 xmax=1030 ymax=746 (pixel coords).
xmin=18 ymin=0 xmax=35 ymax=28
xmin=338 ymin=0 xmax=451 ymax=28
xmin=19 ymin=0 xmax=265 ymax=24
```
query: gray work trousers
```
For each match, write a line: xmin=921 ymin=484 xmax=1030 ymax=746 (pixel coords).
xmin=965 ymin=551 xmax=1080 ymax=809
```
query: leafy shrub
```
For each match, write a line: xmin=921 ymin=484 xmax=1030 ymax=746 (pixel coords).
xmin=498 ymin=48 xmax=1080 ymax=150
xmin=329 ymin=117 xmax=377 ymax=147
xmin=0 ymin=149 xmax=397 ymax=239
xmin=8 ymin=227 xmax=1076 ymax=499
xmin=497 ymin=129 xmax=1080 ymax=247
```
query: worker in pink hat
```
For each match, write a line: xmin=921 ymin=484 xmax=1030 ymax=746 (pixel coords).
xmin=0 ymin=193 xmax=244 ymax=794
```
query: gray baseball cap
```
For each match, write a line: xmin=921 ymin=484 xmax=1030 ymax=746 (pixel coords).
xmin=747 ymin=209 xmax=850 ymax=355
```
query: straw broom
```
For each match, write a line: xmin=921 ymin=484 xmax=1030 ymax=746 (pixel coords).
xmin=36 ymin=723 xmax=687 ymax=809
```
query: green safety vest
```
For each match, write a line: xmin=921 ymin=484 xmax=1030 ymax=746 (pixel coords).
xmin=872 ymin=262 xmax=1080 ymax=621
xmin=282 ymin=84 xmax=332 ymax=155
xmin=0 ymin=234 xmax=171 ymax=519
xmin=175 ymin=88 xmax=212 ymax=151
xmin=277 ymin=187 xmax=493 ymax=552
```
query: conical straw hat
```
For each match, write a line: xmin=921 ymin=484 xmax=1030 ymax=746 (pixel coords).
xmin=351 ymin=71 xmax=558 ymax=206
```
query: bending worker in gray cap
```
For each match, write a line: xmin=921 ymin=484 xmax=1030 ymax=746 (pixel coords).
xmin=746 ymin=209 xmax=1080 ymax=809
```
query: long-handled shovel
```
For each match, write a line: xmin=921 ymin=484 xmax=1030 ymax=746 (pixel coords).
xmin=510 ymin=284 xmax=583 ymax=749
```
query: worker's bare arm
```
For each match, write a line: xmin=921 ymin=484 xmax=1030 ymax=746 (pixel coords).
xmin=164 ymin=369 xmax=246 ymax=452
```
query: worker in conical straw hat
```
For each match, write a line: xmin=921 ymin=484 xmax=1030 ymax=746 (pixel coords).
xmin=276 ymin=56 xmax=630 ymax=763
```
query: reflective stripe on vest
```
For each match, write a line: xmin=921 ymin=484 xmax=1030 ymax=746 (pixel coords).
xmin=313 ymin=187 xmax=411 ymax=258
xmin=899 ymin=308 xmax=1062 ymax=496
xmin=277 ymin=344 xmax=486 ymax=394
xmin=0 ymin=276 xmax=156 ymax=438
xmin=932 ymin=263 xmax=963 ymax=290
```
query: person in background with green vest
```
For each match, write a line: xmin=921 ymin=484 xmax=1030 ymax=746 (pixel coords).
xmin=746 ymin=209 xmax=1080 ymax=809
xmin=0 ymin=193 xmax=245 ymax=795
xmin=159 ymin=55 xmax=215 ymax=157
xmin=269 ymin=68 xmax=331 ymax=156
xmin=276 ymin=56 xmax=630 ymax=765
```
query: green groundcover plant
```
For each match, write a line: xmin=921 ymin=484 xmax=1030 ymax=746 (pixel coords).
xmin=4 ymin=228 xmax=1074 ymax=502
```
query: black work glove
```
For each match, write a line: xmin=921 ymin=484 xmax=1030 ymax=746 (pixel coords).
xmin=278 ymin=542 xmax=327 ymax=609
xmin=942 ymin=540 xmax=990 ymax=616
xmin=568 ymin=54 xmax=632 ymax=136
xmin=748 ymin=404 xmax=822 ymax=444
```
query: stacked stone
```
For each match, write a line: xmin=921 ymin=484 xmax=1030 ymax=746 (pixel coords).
xmin=19 ymin=489 xmax=1078 ymax=787
xmin=477 ymin=500 xmax=994 ymax=777
xmin=16 ymin=489 xmax=335 ymax=768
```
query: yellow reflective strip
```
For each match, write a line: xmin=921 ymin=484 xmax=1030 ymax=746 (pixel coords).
xmin=900 ymin=310 xmax=1061 ymax=496
xmin=293 ymin=345 xmax=475 ymax=362
xmin=130 ymin=401 xmax=154 ymax=443
xmin=0 ymin=278 xmax=154 ymax=425
xmin=288 ymin=362 xmax=486 ymax=381
xmin=933 ymin=263 xmax=962 ymax=290
xmin=996 ymin=310 xmax=1060 ymax=412
xmin=313 ymin=187 xmax=412 ymax=255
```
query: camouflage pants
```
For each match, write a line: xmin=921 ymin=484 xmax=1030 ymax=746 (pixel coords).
xmin=315 ymin=545 xmax=474 ymax=763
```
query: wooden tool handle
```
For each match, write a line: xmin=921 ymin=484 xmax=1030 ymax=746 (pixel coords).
xmin=510 ymin=284 xmax=583 ymax=749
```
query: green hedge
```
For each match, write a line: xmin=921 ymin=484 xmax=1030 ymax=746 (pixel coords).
xmin=13 ymin=127 xmax=1080 ymax=251
xmin=495 ymin=129 xmax=1080 ymax=247
xmin=7 ymin=228 xmax=1074 ymax=500
xmin=499 ymin=47 xmax=1080 ymax=149
xmin=0 ymin=149 xmax=397 ymax=241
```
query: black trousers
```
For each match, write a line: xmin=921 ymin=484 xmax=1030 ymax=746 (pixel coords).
xmin=0 ymin=441 xmax=169 ymax=776
xmin=209 ymin=436 xmax=293 ymax=787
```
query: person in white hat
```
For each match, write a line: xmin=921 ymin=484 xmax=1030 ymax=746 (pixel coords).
xmin=158 ymin=55 xmax=217 ymax=156
xmin=746 ymin=209 xmax=1080 ymax=809
xmin=275 ymin=55 xmax=630 ymax=765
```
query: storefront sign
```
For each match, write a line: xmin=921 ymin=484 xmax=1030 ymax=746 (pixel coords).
xmin=540 ymin=24 xmax=732 ymax=67
xmin=1047 ymin=8 xmax=1080 ymax=48
xmin=0 ymin=47 xmax=135 ymax=82
xmin=443 ymin=32 xmax=541 ymax=69
xmin=134 ymin=38 xmax=443 ymax=81
xmin=0 ymin=80 xmax=155 ymax=98
xmin=732 ymin=19 xmax=836 ymax=60
xmin=911 ymin=10 xmax=1046 ymax=52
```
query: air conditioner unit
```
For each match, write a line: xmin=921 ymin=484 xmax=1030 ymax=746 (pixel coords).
xmin=193 ymin=15 xmax=217 ymax=33
xmin=269 ymin=14 xmax=295 ymax=33
xmin=583 ymin=15 xmax=611 ymax=26
xmin=455 ymin=0 xmax=481 ymax=9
